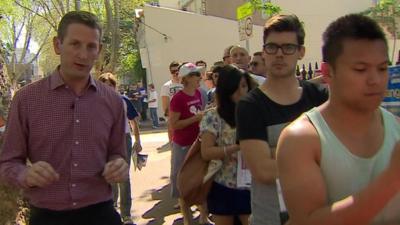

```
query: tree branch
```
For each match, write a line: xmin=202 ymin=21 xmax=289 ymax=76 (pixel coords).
xmin=14 ymin=0 xmax=58 ymax=31
xmin=27 ymin=27 xmax=52 ymax=65
xmin=49 ymin=0 xmax=63 ymax=18
xmin=37 ymin=0 xmax=59 ymax=30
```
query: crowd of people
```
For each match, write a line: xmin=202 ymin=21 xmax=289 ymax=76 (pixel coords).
xmin=0 ymin=8 xmax=399 ymax=225
xmin=116 ymin=81 xmax=160 ymax=130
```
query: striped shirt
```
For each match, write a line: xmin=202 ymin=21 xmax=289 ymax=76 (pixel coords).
xmin=0 ymin=69 xmax=126 ymax=210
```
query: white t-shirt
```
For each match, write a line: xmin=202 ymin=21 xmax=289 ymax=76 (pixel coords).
xmin=250 ymin=74 xmax=266 ymax=86
xmin=160 ymin=80 xmax=183 ymax=100
xmin=148 ymin=90 xmax=158 ymax=108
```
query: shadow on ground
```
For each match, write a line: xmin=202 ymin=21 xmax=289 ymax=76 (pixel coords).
xmin=156 ymin=142 xmax=171 ymax=153
xmin=142 ymin=184 xmax=183 ymax=225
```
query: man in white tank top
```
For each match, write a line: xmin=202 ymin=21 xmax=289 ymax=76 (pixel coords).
xmin=277 ymin=14 xmax=400 ymax=225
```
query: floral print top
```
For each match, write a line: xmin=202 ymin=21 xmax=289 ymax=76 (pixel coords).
xmin=200 ymin=109 xmax=239 ymax=189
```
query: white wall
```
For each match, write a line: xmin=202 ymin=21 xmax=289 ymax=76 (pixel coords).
xmin=159 ymin=0 xmax=179 ymax=9
xmin=141 ymin=5 xmax=264 ymax=111
xmin=140 ymin=1 xmax=400 ymax=113
xmin=275 ymin=0 xmax=374 ymax=65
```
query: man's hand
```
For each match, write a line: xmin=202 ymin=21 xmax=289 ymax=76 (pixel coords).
xmin=24 ymin=161 xmax=60 ymax=188
xmin=133 ymin=141 xmax=142 ymax=153
xmin=102 ymin=158 xmax=129 ymax=183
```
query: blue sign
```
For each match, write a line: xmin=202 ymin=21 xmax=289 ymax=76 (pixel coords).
xmin=382 ymin=65 xmax=400 ymax=116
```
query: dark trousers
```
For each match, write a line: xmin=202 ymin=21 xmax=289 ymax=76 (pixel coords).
xmin=29 ymin=200 xmax=122 ymax=225
xmin=141 ymin=102 xmax=148 ymax=121
xmin=112 ymin=134 xmax=133 ymax=218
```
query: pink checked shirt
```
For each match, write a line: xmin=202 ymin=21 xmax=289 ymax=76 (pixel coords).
xmin=0 ymin=69 xmax=126 ymax=210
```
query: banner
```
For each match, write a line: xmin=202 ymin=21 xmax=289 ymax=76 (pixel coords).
xmin=382 ymin=65 xmax=400 ymax=116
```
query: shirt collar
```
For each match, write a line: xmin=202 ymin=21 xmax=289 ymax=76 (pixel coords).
xmin=49 ymin=66 xmax=98 ymax=91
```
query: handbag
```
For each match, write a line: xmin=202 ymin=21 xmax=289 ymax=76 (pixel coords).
xmin=177 ymin=137 xmax=212 ymax=206
xmin=177 ymin=111 xmax=223 ymax=206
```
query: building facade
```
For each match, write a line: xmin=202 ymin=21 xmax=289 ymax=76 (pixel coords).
xmin=139 ymin=0 xmax=400 ymax=115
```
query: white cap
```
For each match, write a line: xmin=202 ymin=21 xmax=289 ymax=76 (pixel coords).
xmin=178 ymin=63 xmax=201 ymax=78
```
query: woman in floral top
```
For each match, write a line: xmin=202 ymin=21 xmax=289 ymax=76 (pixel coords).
xmin=200 ymin=65 xmax=255 ymax=225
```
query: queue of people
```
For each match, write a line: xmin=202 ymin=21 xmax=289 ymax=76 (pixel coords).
xmin=0 ymin=9 xmax=399 ymax=225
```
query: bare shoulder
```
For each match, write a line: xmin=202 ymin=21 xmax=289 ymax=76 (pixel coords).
xmin=277 ymin=114 xmax=321 ymax=162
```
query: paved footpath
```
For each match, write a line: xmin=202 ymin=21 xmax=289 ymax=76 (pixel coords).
xmin=126 ymin=131 xmax=202 ymax=225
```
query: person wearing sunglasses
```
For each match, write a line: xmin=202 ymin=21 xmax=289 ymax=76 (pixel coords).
xmin=249 ymin=52 xmax=267 ymax=78
xmin=236 ymin=14 xmax=328 ymax=225
xmin=158 ymin=61 xmax=184 ymax=151
xmin=230 ymin=46 xmax=265 ymax=86
xmin=168 ymin=63 xmax=208 ymax=225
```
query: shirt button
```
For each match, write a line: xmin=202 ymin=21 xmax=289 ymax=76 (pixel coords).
xmin=76 ymin=119 xmax=80 ymax=123
xmin=72 ymin=202 xmax=77 ymax=206
xmin=73 ymin=163 xmax=78 ymax=167
xmin=75 ymin=141 xmax=79 ymax=145
xmin=71 ymin=184 xmax=76 ymax=187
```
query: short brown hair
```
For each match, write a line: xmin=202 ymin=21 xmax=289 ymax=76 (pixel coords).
xmin=253 ymin=51 xmax=263 ymax=57
xmin=223 ymin=45 xmax=235 ymax=58
xmin=195 ymin=60 xmax=207 ymax=67
xmin=169 ymin=61 xmax=180 ymax=70
xmin=263 ymin=14 xmax=305 ymax=46
xmin=322 ymin=14 xmax=387 ymax=69
xmin=98 ymin=72 xmax=117 ymax=88
xmin=57 ymin=11 xmax=102 ymax=42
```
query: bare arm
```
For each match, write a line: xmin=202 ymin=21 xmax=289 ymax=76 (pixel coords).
xmin=129 ymin=117 xmax=142 ymax=152
xmin=201 ymin=131 xmax=239 ymax=161
xmin=161 ymin=96 xmax=169 ymax=116
xmin=240 ymin=139 xmax=277 ymax=184
xmin=169 ymin=110 xmax=202 ymax=131
xmin=277 ymin=117 xmax=400 ymax=225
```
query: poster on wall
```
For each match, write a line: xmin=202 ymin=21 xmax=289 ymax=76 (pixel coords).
xmin=382 ymin=65 xmax=400 ymax=116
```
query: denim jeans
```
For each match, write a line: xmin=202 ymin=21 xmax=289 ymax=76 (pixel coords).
xmin=149 ymin=108 xmax=159 ymax=127
xmin=112 ymin=134 xmax=133 ymax=219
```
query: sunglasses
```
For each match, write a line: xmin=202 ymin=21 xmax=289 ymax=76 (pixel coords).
xmin=212 ymin=73 xmax=219 ymax=79
xmin=250 ymin=61 xmax=259 ymax=67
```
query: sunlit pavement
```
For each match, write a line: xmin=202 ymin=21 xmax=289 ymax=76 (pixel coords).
xmin=123 ymin=131 xmax=202 ymax=225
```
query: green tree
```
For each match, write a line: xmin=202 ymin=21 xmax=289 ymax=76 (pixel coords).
xmin=249 ymin=0 xmax=281 ymax=18
xmin=0 ymin=1 xmax=149 ymax=223
xmin=363 ymin=0 xmax=400 ymax=62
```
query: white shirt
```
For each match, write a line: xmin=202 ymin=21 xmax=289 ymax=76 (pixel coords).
xmin=148 ymin=90 xmax=158 ymax=108
xmin=160 ymin=80 xmax=183 ymax=100
xmin=250 ymin=74 xmax=266 ymax=85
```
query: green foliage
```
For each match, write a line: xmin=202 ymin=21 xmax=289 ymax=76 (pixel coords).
xmin=362 ymin=0 xmax=400 ymax=62
xmin=0 ymin=184 xmax=20 ymax=225
xmin=249 ymin=0 xmax=281 ymax=17
xmin=362 ymin=0 xmax=400 ymax=38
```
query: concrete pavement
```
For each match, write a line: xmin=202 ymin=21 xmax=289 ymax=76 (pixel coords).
xmin=124 ymin=130 xmax=202 ymax=225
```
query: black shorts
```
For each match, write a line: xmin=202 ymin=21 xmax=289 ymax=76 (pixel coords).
xmin=207 ymin=182 xmax=251 ymax=215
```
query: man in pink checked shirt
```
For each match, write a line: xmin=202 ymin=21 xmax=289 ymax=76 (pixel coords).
xmin=0 ymin=11 xmax=128 ymax=225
